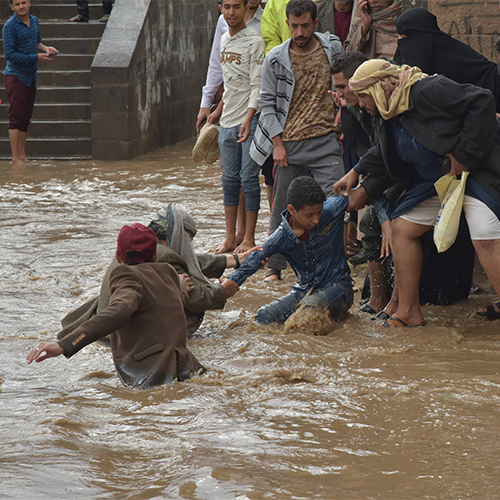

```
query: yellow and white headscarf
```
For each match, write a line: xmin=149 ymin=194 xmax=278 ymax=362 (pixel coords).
xmin=349 ymin=59 xmax=429 ymax=119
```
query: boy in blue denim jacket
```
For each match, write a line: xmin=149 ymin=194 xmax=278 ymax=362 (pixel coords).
xmin=224 ymin=176 xmax=353 ymax=324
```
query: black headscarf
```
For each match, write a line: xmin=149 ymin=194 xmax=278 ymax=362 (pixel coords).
xmin=394 ymin=8 xmax=500 ymax=111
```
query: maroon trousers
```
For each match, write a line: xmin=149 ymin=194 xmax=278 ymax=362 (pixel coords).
xmin=4 ymin=75 xmax=37 ymax=132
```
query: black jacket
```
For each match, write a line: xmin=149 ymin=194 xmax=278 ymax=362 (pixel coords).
xmin=360 ymin=75 xmax=500 ymax=200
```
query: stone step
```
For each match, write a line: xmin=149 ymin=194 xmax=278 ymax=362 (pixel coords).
xmin=1 ymin=4 xmax=108 ymax=21
xmin=0 ymin=21 xmax=106 ymax=39
xmin=0 ymin=86 xmax=90 ymax=104
xmin=0 ymin=103 xmax=91 ymax=120
xmin=38 ymin=70 xmax=91 ymax=87
xmin=1 ymin=6 xmax=110 ymax=160
xmin=0 ymin=53 xmax=95 ymax=71
xmin=0 ymin=119 xmax=91 ymax=137
xmin=0 ymin=137 xmax=92 ymax=158
xmin=0 ymin=37 xmax=101 ymax=55
xmin=0 ymin=67 xmax=92 ymax=87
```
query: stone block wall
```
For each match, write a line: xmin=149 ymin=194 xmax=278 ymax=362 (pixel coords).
xmin=91 ymin=0 xmax=218 ymax=160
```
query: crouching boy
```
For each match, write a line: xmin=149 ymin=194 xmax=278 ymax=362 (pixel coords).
xmin=27 ymin=223 xmax=204 ymax=389
xmin=223 ymin=176 xmax=353 ymax=324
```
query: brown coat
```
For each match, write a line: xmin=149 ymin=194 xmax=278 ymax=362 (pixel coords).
xmin=58 ymin=262 xmax=204 ymax=389
xmin=57 ymin=244 xmax=227 ymax=340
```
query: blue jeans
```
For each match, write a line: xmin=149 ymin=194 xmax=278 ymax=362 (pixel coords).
xmin=255 ymin=283 xmax=353 ymax=325
xmin=218 ymin=115 xmax=261 ymax=212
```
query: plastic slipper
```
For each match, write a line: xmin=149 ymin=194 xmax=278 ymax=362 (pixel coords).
xmin=346 ymin=239 xmax=362 ymax=256
xmin=263 ymin=269 xmax=281 ymax=282
xmin=192 ymin=122 xmax=219 ymax=162
xmin=205 ymin=136 xmax=220 ymax=164
xmin=475 ymin=302 xmax=500 ymax=320
xmin=382 ymin=315 xmax=427 ymax=328
xmin=370 ymin=310 xmax=391 ymax=321
xmin=359 ymin=303 xmax=377 ymax=314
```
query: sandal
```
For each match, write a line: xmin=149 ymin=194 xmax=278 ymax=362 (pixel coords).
xmin=370 ymin=310 xmax=391 ymax=321
xmin=359 ymin=303 xmax=377 ymax=314
xmin=382 ymin=315 xmax=427 ymax=328
xmin=263 ymin=269 xmax=281 ymax=282
xmin=99 ymin=13 xmax=110 ymax=22
xmin=346 ymin=239 xmax=362 ymax=257
xmin=476 ymin=302 xmax=500 ymax=320
xmin=69 ymin=14 xmax=88 ymax=22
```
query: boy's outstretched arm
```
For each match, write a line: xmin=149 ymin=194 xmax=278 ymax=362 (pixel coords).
xmin=27 ymin=341 xmax=64 ymax=364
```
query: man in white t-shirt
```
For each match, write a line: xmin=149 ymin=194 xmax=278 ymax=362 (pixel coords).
xmin=196 ymin=0 xmax=263 ymax=131
xmin=207 ymin=0 xmax=265 ymax=254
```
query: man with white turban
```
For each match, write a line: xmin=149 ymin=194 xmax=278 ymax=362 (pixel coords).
xmin=334 ymin=59 xmax=500 ymax=326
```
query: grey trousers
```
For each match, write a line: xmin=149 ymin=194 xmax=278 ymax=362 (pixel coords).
xmin=267 ymin=131 xmax=344 ymax=271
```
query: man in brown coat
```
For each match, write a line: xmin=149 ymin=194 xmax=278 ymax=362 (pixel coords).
xmin=27 ymin=223 xmax=204 ymax=389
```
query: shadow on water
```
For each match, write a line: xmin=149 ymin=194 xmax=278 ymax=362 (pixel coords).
xmin=1 ymin=143 xmax=500 ymax=499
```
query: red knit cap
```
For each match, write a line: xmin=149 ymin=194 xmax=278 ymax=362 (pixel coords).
xmin=116 ymin=223 xmax=157 ymax=264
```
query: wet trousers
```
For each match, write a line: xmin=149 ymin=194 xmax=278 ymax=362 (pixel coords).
xmin=255 ymin=282 xmax=353 ymax=325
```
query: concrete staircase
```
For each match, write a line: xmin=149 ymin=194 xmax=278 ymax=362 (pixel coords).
xmin=0 ymin=1 xmax=109 ymax=160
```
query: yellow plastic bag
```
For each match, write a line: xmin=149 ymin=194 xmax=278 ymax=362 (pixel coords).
xmin=433 ymin=171 xmax=469 ymax=253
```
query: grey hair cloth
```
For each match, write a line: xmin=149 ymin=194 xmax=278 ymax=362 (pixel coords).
xmin=149 ymin=204 xmax=211 ymax=284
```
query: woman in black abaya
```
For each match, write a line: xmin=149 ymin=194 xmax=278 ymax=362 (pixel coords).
xmin=395 ymin=7 xmax=500 ymax=111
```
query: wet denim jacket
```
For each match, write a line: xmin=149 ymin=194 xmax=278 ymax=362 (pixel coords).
xmin=229 ymin=196 xmax=352 ymax=295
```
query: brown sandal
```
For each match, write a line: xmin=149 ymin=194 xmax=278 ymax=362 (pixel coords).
xmin=382 ymin=315 xmax=427 ymax=328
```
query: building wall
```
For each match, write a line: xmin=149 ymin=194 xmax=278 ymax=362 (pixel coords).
xmin=91 ymin=0 xmax=500 ymax=160
xmin=91 ymin=0 xmax=219 ymax=160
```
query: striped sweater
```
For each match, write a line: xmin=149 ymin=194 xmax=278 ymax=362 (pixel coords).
xmin=249 ymin=32 xmax=343 ymax=166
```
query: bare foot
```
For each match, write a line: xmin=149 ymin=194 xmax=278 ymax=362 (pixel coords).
xmin=214 ymin=237 xmax=237 ymax=255
xmin=234 ymin=239 xmax=255 ymax=254
xmin=11 ymin=158 xmax=25 ymax=168
xmin=235 ymin=231 xmax=245 ymax=246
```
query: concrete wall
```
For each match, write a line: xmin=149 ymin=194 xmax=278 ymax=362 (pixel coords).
xmin=91 ymin=0 xmax=219 ymax=160
xmin=92 ymin=0 xmax=500 ymax=160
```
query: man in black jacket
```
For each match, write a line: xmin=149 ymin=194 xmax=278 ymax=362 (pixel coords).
xmin=335 ymin=59 xmax=500 ymax=326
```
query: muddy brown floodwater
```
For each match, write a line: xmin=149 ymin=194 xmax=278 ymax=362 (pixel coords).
xmin=1 ymin=141 xmax=500 ymax=500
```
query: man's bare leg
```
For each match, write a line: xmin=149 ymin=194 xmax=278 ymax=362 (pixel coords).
xmin=235 ymin=190 xmax=246 ymax=246
xmin=366 ymin=261 xmax=387 ymax=312
xmin=266 ymin=185 xmax=273 ymax=212
xmin=473 ymin=240 xmax=500 ymax=311
xmin=18 ymin=131 xmax=28 ymax=162
xmin=235 ymin=210 xmax=258 ymax=253
xmin=215 ymin=205 xmax=238 ymax=254
xmin=9 ymin=129 xmax=24 ymax=167
xmin=390 ymin=218 xmax=433 ymax=325
xmin=383 ymin=278 xmax=399 ymax=316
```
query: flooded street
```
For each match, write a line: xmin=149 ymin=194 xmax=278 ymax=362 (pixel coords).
xmin=1 ymin=142 xmax=500 ymax=500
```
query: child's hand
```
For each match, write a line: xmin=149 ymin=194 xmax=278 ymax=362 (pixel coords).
xmin=238 ymin=245 xmax=263 ymax=264
xmin=27 ymin=342 xmax=64 ymax=364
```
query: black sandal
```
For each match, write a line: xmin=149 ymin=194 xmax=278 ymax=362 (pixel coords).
xmin=359 ymin=303 xmax=377 ymax=314
xmin=476 ymin=302 xmax=500 ymax=320
xmin=370 ymin=310 xmax=391 ymax=321
xmin=263 ymin=269 xmax=281 ymax=281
